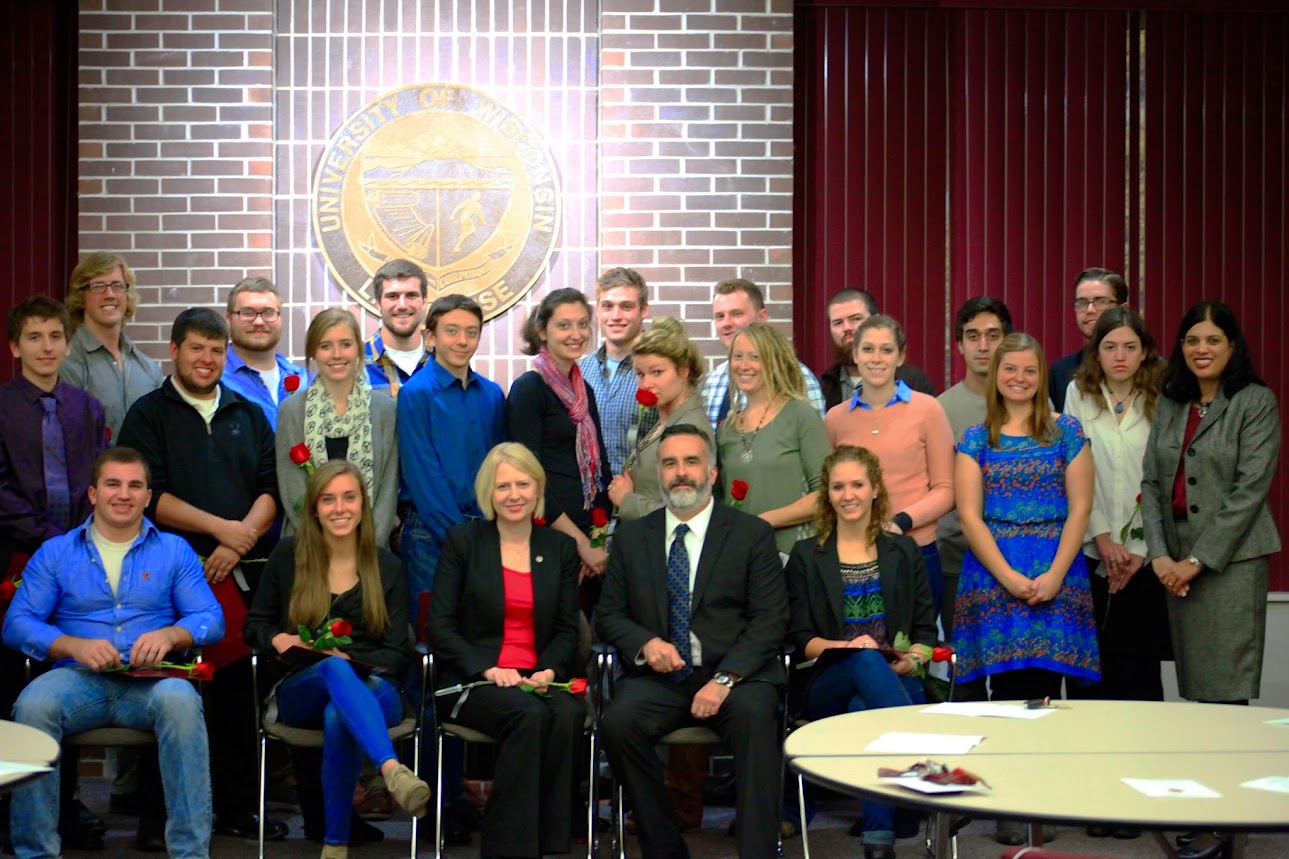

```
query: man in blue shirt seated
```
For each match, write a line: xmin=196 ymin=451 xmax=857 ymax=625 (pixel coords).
xmin=3 ymin=446 xmax=224 ymax=859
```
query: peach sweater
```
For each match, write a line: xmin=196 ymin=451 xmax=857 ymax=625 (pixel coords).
xmin=823 ymin=391 xmax=956 ymax=546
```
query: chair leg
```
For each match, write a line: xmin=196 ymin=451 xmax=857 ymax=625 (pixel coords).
xmin=409 ymin=727 xmax=420 ymax=859
xmin=433 ymin=729 xmax=445 ymax=859
xmin=257 ymin=733 xmax=267 ymax=859
xmin=614 ymin=783 xmax=625 ymax=859
xmin=586 ymin=729 xmax=598 ymax=859
xmin=797 ymin=773 xmax=810 ymax=859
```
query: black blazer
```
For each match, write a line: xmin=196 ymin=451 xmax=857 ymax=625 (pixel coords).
xmin=597 ymin=503 xmax=788 ymax=684
xmin=504 ymin=371 xmax=612 ymax=533
xmin=428 ymin=519 xmax=580 ymax=688
xmin=784 ymin=532 xmax=936 ymax=656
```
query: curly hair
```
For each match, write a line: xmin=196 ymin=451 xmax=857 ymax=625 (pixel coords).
xmin=814 ymin=445 xmax=890 ymax=547
xmin=724 ymin=321 xmax=805 ymax=407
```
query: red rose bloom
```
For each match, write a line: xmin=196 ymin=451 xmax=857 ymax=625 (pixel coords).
xmin=284 ymin=374 xmax=301 ymax=393
xmin=330 ymin=619 xmax=353 ymax=638
xmin=635 ymin=389 xmax=659 ymax=408
xmin=105 ymin=426 xmax=112 ymax=443
xmin=730 ymin=480 xmax=750 ymax=501
xmin=289 ymin=443 xmax=311 ymax=465
xmin=1136 ymin=493 xmax=1142 ymax=504
xmin=591 ymin=508 xmax=610 ymax=528
xmin=931 ymin=646 xmax=954 ymax=663
xmin=0 ymin=580 xmax=15 ymax=601
xmin=567 ymin=677 xmax=589 ymax=696
xmin=190 ymin=662 xmax=215 ymax=680
xmin=532 ymin=516 xmax=547 ymax=526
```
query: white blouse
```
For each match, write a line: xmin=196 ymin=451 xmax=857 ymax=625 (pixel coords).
xmin=1063 ymin=380 xmax=1151 ymax=565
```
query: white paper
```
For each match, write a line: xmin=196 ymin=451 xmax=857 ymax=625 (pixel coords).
xmin=1241 ymin=776 xmax=1289 ymax=794
xmin=1122 ymin=778 xmax=1221 ymax=798
xmin=879 ymin=776 xmax=989 ymax=795
xmin=922 ymin=701 xmax=1056 ymax=720
xmin=0 ymin=761 xmax=53 ymax=778
xmin=864 ymin=731 xmax=985 ymax=755
xmin=1264 ymin=717 xmax=1289 ymax=726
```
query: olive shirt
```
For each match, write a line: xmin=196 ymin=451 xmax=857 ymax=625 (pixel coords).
xmin=716 ymin=397 xmax=831 ymax=555
xmin=617 ymin=394 xmax=713 ymax=522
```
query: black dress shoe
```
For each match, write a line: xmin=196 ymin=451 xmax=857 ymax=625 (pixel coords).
xmin=58 ymin=818 xmax=105 ymax=851
xmin=215 ymin=812 xmax=288 ymax=841
xmin=136 ymin=816 xmax=166 ymax=852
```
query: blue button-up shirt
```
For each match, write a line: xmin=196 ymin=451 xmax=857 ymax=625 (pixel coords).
xmin=364 ymin=331 xmax=430 ymax=399
xmin=700 ymin=359 xmax=828 ymax=427
xmin=849 ymin=379 xmax=914 ymax=410
xmin=3 ymin=516 xmax=224 ymax=666
xmin=221 ymin=349 xmax=307 ymax=431
xmin=579 ymin=346 xmax=646 ymax=475
xmin=396 ymin=358 xmax=505 ymax=541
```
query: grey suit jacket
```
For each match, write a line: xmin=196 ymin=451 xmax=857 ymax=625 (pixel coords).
xmin=275 ymin=387 xmax=400 ymax=547
xmin=1141 ymin=384 xmax=1281 ymax=570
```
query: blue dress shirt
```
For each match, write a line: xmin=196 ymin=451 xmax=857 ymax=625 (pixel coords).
xmin=221 ymin=349 xmax=308 ymax=431
xmin=849 ymin=379 xmax=914 ymax=410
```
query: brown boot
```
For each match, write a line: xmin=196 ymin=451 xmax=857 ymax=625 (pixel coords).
xmin=665 ymin=746 xmax=708 ymax=832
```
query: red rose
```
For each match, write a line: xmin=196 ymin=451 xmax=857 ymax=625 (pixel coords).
xmin=567 ymin=677 xmax=589 ymax=696
xmin=284 ymin=374 xmax=301 ymax=393
xmin=635 ymin=389 xmax=659 ymax=408
xmin=189 ymin=662 xmax=215 ymax=680
xmin=289 ymin=443 xmax=311 ymax=465
xmin=591 ymin=508 xmax=610 ymax=528
xmin=730 ymin=480 xmax=750 ymax=501
xmin=931 ymin=646 xmax=954 ymax=663
xmin=330 ymin=619 xmax=353 ymax=638
xmin=532 ymin=515 xmax=547 ymax=526
xmin=0 ymin=580 xmax=15 ymax=601
xmin=1136 ymin=493 xmax=1142 ymax=504
xmin=105 ymin=426 xmax=112 ymax=443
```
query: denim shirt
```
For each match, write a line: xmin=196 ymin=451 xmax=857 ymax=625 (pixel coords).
xmin=2 ymin=515 xmax=225 ymax=665
xmin=221 ymin=349 xmax=307 ymax=431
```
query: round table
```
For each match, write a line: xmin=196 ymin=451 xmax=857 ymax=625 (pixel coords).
xmin=0 ymin=719 xmax=60 ymax=794
xmin=785 ymin=701 xmax=1289 ymax=858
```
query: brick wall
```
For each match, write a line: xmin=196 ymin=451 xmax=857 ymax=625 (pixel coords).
xmin=77 ymin=0 xmax=274 ymax=365
xmin=599 ymin=0 xmax=795 ymax=370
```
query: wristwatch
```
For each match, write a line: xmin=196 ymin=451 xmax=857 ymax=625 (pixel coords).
xmin=713 ymin=671 xmax=737 ymax=689
xmin=1185 ymin=555 xmax=1203 ymax=571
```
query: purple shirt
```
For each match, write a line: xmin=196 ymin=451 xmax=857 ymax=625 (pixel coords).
xmin=0 ymin=376 xmax=108 ymax=555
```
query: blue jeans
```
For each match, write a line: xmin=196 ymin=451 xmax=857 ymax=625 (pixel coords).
xmin=920 ymin=542 xmax=944 ymax=620
xmin=399 ymin=507 xmax=443 ymax=619
xmin=276 ymin=657 xmax=403 ymax=846
xmin=10 ymin=668 xmax=211 ymax=859
xmin=803 ymin=650 xmax=926 ymax=843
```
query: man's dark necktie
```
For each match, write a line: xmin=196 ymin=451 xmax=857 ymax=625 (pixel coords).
xmin=41 ymin=395 xmax=72 ymax=531
xmin=666 ymin=523 xmax=693 ymax=681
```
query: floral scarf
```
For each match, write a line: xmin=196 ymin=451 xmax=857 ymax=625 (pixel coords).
xmin=303 ymin=374 xmax=375 ymax=497
xmin=533 ymin=347 xmax=603 ymax=509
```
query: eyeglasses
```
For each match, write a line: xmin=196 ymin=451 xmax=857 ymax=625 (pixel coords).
xmin=85 ymin=281 xmax=129 ymax=294
xmin=1072 ymin=297 xmax=1118 ymax=312
xmin=233 ymin=308 xmax=281 ymax=322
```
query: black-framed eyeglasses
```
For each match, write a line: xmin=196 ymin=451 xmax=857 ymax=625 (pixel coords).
xmin=233 ymin=308 xmax=281 ymax=322
xmin=85 ymin=281 xmax=129 ymax=294
xmin=1072 ymin=297 xmax=1117 ymax=312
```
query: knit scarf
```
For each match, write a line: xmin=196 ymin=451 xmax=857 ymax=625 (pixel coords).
xmin=303 ymin=374 xmax=376 ymax=497
xmin=533 ymin=347 xmax=602 ymax=510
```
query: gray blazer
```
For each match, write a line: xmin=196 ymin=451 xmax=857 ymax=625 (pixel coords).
xmin=1141 ymin=384 xmax=1281 ymax=570
xmin=617 ymin=394 xmax=714 ymax=522
xmin=275 ymin=387 xmax=400 ymax=547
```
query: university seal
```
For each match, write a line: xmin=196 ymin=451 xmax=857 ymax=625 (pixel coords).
xmin=311 ymin=84 xmax=561 ymax=320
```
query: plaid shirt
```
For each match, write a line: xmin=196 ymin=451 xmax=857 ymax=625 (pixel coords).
xmin=699 ymin=359 xmax=827 ymax=427
xmin=579 ymin=346 xmax=657 ymax=475
xmin=364 ymin=331 xmax=430 ymax=400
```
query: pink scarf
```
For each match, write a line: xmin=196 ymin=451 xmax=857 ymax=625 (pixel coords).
xmin=533 ymin=347 xmax=603 ymax=510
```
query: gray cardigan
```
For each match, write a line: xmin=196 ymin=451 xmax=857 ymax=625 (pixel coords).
xmin=275 ymin=387 xmax=400 ymax=547
xmin=616 ymin=393 xmax=714 ymax=522
xmin=1141 ymin=384 xmax=1281 ymax=570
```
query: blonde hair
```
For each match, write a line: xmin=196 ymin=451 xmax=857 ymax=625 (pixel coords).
xmin=67 ymin=252 xmax=139 ymax=326
xmin=633 ymin=317 xmax=702 ymax=390
xmin=474 ymin=443 xmax=547 ymax=521
xmin=290 ymin=460 xmax=388 ymax=636
xmin=814 ymin=445 xmax=890 ymax=547
xmin=304 ymin=308 xmax=365 ymax=373
xmin=984 ymin=333 xmax=1057 ymax=446
xmin=725 ymin=321 xmax=805 ymax=405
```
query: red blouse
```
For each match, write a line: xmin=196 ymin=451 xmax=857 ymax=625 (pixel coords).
xmin=497 ymin=566 xmax=537 ymax=670
xmin=1170 ymin=404 xmax=1204 ymax=519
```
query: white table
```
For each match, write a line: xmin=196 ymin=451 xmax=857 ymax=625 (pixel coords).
xmin=785 ymin=701 xmax=1289 ymax=858
xmin=0 ymin=719 xmax=60 ymax=794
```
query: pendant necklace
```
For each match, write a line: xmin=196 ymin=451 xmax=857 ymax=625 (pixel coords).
xmin=1111 ymin=387 xmax=1134 ymax=414
xmin=1198 ymin=399 xmax=1214 ymax=419
xmin=737 ymin=400 xmax=773 ymax=463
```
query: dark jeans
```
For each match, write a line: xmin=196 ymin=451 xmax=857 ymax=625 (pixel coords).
xmin=920 ymin=542 xmax=944 ymax=621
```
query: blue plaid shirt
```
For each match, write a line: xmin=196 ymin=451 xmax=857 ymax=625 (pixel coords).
xmin=221 ymin=349 xmax=307 ymax=431
xmin=700 ymin=359 xmax=827 ymax=427
xmin=364 ymin=331 xmax=430 ymax=399
xmin=580 ymin=346 xmax=652 ymax=475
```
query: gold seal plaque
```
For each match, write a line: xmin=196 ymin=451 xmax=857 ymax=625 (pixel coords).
xmin=312 ymin=84 xmax=561 ymax=320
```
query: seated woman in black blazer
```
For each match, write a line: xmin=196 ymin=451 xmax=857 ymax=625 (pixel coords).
xmin=784 ymin=445 xmax=937 ymax=859
xmin=429 ymin=442 xmax=583 ymax=859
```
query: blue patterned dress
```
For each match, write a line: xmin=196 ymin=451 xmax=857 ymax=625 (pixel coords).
xmin=953 ymin=414 xmax=1100 ymax=683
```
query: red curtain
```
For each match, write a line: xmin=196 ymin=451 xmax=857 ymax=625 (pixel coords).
xmin=0 ymin=0 xmax=77 ymax=382
xmin=794 ymin=4 xmax=1289 ymax=588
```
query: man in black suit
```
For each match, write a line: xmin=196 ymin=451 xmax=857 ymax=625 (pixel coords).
xmin=598 ymin=424 xmax=787 ymax=859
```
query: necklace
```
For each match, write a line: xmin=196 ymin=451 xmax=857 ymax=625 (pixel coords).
xmin=736 ymin=399 xmax=774 ymax=463
xmin=1110 ymin=387 xmax=1134 ymax=414
xmin=1198 ymin=399 xmax=1214 ymax=418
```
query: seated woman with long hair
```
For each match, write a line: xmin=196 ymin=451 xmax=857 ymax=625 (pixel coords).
xmin=245 ymin=460 xmax=428 ymax=859
xmin=430 ymin=442 xmax=584 ymax=859
xmin=784 ymin=445 xmax=936 ymax=857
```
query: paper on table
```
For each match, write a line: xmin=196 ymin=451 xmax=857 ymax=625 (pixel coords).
xmin=1122 ymin=778 xmax=1221 ymax=798
xmin=922 ymin=702 xmax=1056 ymax=720
xmin=1241 ymin=777 xmax=1289 ymax=794
xmin=879 ymin=776 xmax=989 ymax=795
xmin=1264 ymin=718 xmax=1289 ymax=726
xmin=0 ymin=761 xmax=53 ymax=778
xmin=865 ymin=732 xmax=984 ymax=754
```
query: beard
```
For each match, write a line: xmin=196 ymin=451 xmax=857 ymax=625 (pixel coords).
xmin=663 ymin=476 xmax=713 ymax=514
xmin=831 ymin=337 xmax=854 ymax=364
